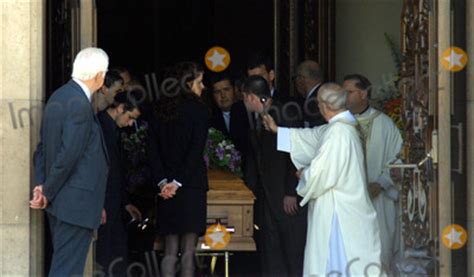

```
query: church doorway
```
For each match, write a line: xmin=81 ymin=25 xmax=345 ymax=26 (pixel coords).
xmin=41 ymin=0 xmax=470 ymax=276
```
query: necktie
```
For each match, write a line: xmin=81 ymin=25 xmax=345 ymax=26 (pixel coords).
xmin=223 ymin=112 xmax=231 ymax=132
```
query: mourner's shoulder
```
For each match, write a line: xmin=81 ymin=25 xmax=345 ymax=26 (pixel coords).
xmin=181 ymin=97 xmax=209 ymax=117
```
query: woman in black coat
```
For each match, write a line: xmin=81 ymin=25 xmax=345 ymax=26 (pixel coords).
xmin=149 ymin=62 xmax=208 ymax=277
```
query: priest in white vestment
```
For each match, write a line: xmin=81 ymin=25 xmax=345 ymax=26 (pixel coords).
xmin=344 ymin=74 xmax=403 ymax=272
xmin=263 ymin=83 xmax=382 ymax=276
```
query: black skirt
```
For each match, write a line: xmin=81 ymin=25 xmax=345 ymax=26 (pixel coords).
xmin=156 ymin=187 xmax=207 ymax=236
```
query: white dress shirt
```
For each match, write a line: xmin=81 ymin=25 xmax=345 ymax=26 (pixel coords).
xmin=270 ymin=87 xmax=275 ymax=97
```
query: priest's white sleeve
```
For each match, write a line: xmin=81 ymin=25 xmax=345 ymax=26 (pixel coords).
xmin=296 ymin=167 xmax=310 ymax=206
xmin=377 ymin=170 xmax=399 ymax=200
xmin=278 ymin=126 xmax=327 ymax=169
xmin=277 ymin=127 xmax=291 ymax=153
xmin=376 ymin=118 xmax=403 ymax=201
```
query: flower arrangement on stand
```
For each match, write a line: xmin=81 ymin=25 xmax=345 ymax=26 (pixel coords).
xmin=204 ymin=128 xmax=242 ymax=176
xmin=384 ymin=97 xmax=404 ymax=134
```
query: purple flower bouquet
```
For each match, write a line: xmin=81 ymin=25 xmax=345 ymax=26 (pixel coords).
xmin=204 ymin=128 xmax=242 ymax=176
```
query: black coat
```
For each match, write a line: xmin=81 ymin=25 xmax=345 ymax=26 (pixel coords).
xmin=97 ymin=111 xmax=129 ymax=214
xmin=271 ymin=88 xmax=285 ymax=103
xmin=96 ymin=110 xmax=129 ymax=271
xmin=150 ymin=98 xmax=209 ymax=189
xmin=245 ymin=100 xmax=302 ymax=220
xmin=148 ymin=97 xmax=209 ymax=235
xmin=299 ymin=86 xmax=326 ymax=127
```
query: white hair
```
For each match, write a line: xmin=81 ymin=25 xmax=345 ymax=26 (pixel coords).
xmin=71 ymin=47 xmax=109 ymax=80
xmin=318 ymin=82 xmax=347 ymax=111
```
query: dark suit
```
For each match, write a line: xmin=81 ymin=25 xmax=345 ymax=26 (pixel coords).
xmin=300 ymin=84 xmax=326 ymax=127
xmin=96 ymin=111 xmax=129 ymax=275
xmin=34 ymin=80 xmax=109 ymax=276
xmin=210 ymin=101 xmax=248 ymax=151
xmin=210 ymin=101 xmax=250 ymax=174
xmin=270 ymin=88 xmax=285 ymax=103
xmin=246 ymin=101 xmax=307 ymax=277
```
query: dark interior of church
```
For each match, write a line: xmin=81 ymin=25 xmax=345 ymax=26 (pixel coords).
xmin=97 ymin=0 xmax=274 ymax=82
xmin=45 ymin=1 xmax=274 ymax=275
xmin=98 ymin=1 xmax=275 ymax=272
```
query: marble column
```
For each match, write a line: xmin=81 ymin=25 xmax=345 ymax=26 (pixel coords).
xmin=0 ymin=0 xmax=45 ymax=275
xmin=80 ymin=0 xmax=97 ymax=49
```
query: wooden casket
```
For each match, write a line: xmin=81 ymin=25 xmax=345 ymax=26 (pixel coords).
xmin=154 ymin=169 xmax=256 ymax=252
xmin=198 ymin=169 xmax=256 ymax=251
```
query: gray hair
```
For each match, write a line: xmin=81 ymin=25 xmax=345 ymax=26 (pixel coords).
xmin=297 ymin=60 xmax=322 ymax=82
xmin=318 ymin=82 xmax=347 ymax=111
xmin=71 ymin=47 xmax=109 ymax=80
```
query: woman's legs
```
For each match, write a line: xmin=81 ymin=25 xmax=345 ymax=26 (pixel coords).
xmin=179 ymin=233 xmax=198 ymax=277
xmin=161 ymin=234 xmax=179 ymax=277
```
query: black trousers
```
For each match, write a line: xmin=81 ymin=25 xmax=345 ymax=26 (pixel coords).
xmin=47 ymin=213 xmax=93 ymax=277
xmin=259 ymin=198 xmax=307 ymax=277
xmin=96 ymin=209 xmax=128 ymax=276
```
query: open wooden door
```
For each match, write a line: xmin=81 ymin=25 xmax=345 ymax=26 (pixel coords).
xmin=397 ymin=0 xmax=467 ymax=275
xmin=393 ymin=1 xmax=439 ymax=275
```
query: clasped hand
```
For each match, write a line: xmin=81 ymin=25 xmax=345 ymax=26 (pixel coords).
xmin=29 ymin=185 xmax=48 ymax=209
xmin=368 ymin=182 xmax=382 ymax=199
xmin=159 ymin=182 xmax=179 ymax=200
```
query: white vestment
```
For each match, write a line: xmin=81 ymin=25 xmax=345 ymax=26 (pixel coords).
xmin=356 ymin=107 xmax=403 ymax=269
xmin=278 ymin=111 xmax=382 ymax=276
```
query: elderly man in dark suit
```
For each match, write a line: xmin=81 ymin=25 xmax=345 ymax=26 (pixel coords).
xmin=294 ymin=60 xmax=326 ymax=127
xmin=242 ymin=75 xmax=307 ymax=277
xmin=30 ymin=47 xmax=110 ymax=277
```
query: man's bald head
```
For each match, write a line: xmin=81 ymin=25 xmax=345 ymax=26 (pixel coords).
xmin=317 ymin=83 xmax=347 ymax=121
xmin=295 ymin=60 xmax=323 ymax=97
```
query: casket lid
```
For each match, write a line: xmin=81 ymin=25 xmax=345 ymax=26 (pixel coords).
xmin=207 ymin=169 xmax=256 ymax=203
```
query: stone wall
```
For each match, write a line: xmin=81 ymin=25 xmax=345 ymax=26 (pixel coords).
xmin=0 ymin=0 xmax=45 ymax=275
